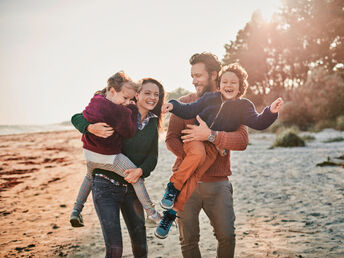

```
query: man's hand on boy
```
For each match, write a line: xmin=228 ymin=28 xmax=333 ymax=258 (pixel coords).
xmin=161 ymin=103 xmax=173 ymax=113
xmin=270 ymin=97 xmax=284 ymax=113
xmin=181 ymin=115 xmax=211 ymax=142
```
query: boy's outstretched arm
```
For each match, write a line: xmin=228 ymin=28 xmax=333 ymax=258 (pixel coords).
xmin=161 ymin=103 xmax=173 ymax=113
xmin=240 ymin=98 xmax=282 ymax=130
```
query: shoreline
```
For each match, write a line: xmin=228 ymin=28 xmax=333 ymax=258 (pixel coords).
xmin=0 ymin=124 xmax=74 ymax=136
xmin=0 ymin=129 xmax=343 ymax=257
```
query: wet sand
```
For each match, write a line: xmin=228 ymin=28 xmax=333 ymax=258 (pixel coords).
xmin=0 ymin=129 xmax=343 ymax=257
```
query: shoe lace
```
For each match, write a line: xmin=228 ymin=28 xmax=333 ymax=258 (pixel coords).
xmin=165 ymin=185 xmax=179 ymax=201
xmin=160 ymin=212 xmax=177 ymax=230
xmin=165 ymin=193 xmax=175 ymax=201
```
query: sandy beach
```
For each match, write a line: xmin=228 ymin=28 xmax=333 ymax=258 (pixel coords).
xmin=0 ymin=129 xmax=343 ymax=257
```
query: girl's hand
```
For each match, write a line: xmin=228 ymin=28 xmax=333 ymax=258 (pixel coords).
xmin=124 ymin=168 xmax=143 ymax=184
xmin=161 ymin=103 xmax=173 ymax=113
xmin=270 ymin=97 xmax=284 ymax=113
xmin=87 ymin=123 xmax=114 ymax=138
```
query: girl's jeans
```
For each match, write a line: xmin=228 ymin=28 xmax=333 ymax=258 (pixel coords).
xmin=92 ymin=176 xmax=147 ymax=258
xmin=73 ymin=153 xmax=155 ymax=216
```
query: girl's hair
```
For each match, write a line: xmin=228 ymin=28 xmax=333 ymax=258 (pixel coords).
xmin=137 ymin=78 xmax=166 ymax=134
xmin=95 ymin=71 xmax=139 ymax=96
xmin=219 ymin=63 xmax=248 ymax=98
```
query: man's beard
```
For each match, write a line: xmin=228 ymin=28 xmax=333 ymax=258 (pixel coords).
xmin=198 ymin=78 xmax=213 ymax=97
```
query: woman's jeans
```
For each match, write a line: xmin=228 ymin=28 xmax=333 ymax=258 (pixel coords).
xmin=92 ymin=176 xmax=147 ymax=258
xmin=73 ymin=153 xmax=155 ymax=217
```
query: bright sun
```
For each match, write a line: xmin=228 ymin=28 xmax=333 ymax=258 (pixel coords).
xmin=258 ymin=0 xmax=282 ymax=21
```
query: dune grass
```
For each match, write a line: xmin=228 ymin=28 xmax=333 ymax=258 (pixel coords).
xmin=272 ymin=129 xmax=305 ymax=148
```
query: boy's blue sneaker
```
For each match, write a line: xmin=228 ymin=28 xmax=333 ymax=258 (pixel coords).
xmin=160 ymin=182 xmax=180 ymax=210
xmin=154 ymin=210 xmax=177 ymax=239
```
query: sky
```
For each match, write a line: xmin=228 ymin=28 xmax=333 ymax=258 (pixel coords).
xmin=0 ymin=0 xmax=282 ymax=125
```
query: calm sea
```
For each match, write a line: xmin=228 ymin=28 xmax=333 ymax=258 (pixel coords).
xmin=0 ymin=124 xmax=74 ymax=135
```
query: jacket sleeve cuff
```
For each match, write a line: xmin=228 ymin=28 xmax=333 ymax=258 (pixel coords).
xmin=71 ymin=113 xmax=91 ymax=134
xmin=267 ymin=106 xmax=279 ymax=118
xmin=139 ymin=166 xmax=151 ymax=178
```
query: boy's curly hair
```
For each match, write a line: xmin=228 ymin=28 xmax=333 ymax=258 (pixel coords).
xmin=219 ymin=63 xmax=248 ymax=98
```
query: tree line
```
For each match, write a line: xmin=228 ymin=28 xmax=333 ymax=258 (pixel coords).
xmin=223 ymin=0 xmax=344 ymax=130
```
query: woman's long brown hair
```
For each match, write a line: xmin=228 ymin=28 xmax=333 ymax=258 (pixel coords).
xmin=138 ymin=78 xmax=166 ymax=134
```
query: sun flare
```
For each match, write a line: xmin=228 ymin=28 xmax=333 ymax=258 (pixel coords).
xmin=257 ymin=0 xmax=282 ymax=21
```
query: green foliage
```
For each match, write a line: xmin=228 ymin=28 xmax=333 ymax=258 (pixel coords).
xmin=272 ymin=129 xmax=305 ymax=148
xmin=166 ymin=88 xmax=191 ymax=101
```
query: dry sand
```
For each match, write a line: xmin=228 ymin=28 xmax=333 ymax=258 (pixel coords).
xmin=0 ymin=129 xmax=343 ymax=257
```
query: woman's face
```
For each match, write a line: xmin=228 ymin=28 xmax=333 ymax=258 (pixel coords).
xmin=136 ymin=82 xmax=160 ymax=111
xmin=219 ymin=71 xmax=240 ymax=100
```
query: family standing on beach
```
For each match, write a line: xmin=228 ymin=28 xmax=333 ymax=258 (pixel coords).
xmin=69 ymin=52 xmax=284 ymax=258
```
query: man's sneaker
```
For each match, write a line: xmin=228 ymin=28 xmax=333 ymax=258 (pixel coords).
xmin=160 ymin=182 xmax=180 ymax=210
xmin=70 ymin=210 xmax=84 ymax=227
xmin=145 ymin=210 xmax=161 ymax=227
xmin=154 ymin=210 xmax=177 ymax=239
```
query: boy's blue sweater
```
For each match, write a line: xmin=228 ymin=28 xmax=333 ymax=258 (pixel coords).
xmin=169 ymin=92 xmax=278 ymax=131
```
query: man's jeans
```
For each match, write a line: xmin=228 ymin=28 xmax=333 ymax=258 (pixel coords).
xmin=92 ymin=176 xmax=147 ymax=258
xmin=177 ymin=180 xmax=236 ymax=258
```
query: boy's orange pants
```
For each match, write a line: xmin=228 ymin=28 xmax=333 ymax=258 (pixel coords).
xmin=170 ymin=140 xmax=218 ymax=211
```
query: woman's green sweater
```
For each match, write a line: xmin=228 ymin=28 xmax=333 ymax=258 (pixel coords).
xmin=71 ymin=113 xmax=158 ymax=184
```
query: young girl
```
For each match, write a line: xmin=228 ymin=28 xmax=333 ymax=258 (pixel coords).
xmin=70 ymin=72 xmax=160 ymax=228
xmin=72 ymin=78 xmax=165 ymax=257
xmin=155 ymin=63 xmax=284 ymax=239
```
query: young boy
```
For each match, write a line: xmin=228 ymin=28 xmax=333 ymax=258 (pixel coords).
xmin=155 ymin=63 xmax=283 ymax=239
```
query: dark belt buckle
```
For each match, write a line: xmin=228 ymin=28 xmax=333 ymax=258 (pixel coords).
xmin=112 ymin=180 xmax=122 ymax=187
xmin=110 ymin=178 xmax=127 ymax=187
xmin=95 ymin=174 xmax=127 ymax=187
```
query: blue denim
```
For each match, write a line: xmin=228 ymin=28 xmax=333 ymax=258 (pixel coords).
xmin=92 ymin=176 xmax=147 ymax=258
